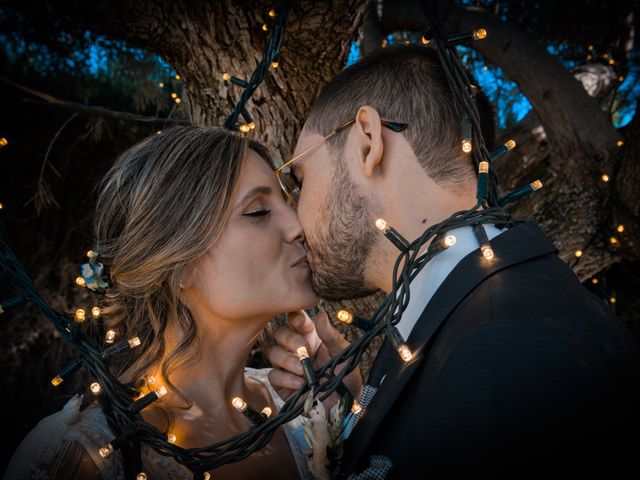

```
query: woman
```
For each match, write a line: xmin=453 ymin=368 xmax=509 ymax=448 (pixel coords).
xmin=5 ymin=126 xmax=319 ymax=479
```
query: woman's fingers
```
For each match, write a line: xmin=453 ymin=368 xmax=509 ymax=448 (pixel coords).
xmin=274 ymin=322 xmax=313 ymax=356
xmin=267 ymin=344 xmax=304 ymax=376
xmin=268 ymin=366 xmax=305 ymax=398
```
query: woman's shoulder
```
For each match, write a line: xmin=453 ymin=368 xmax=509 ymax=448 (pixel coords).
xmin=4 ymin=394 xmax=124 ymax=480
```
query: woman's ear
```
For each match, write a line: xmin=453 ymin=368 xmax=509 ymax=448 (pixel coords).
xmin=354 ymin=106 xmax=384 ymax=178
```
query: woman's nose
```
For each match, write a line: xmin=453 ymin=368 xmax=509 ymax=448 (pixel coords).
xmin=282 ymin=203 xmax=305 ymax=244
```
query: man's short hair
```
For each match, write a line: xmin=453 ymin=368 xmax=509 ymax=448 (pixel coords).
xmin=304 ymin=45 xmax=496 ymax=188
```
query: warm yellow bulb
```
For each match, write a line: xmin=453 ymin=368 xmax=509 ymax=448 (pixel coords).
xmin=530 ymin=179 xmax=543 ymax=190
xmin=171 ymin=93 xmax=177 ymax=98
xmin=261 ymin=406 xmax=273 ymax=418
xmin=609 ymin=58 xmax=615 ymax=65
xmin=0 ymin=203 xmax=3 ymax=209
xmin=239 ymin=124 xmax=250 ymax=133
xmin=75 ymin=276 xmax=86 ymax=287
xmin=617 ymin=224 xmax=624 ymax=233
xmin=147 ymin=375 xmax=156 ymax=385
xmin=167 ymin=433 xmax=177 ymax=444
xmin=175 ymin=74 xmax=181 ymax=80
xmin=51 ymin=376 xmax=63 ymax=387
xmin=91 ymin=306 xmax=101 ymax=318
xmin=616 ymin=140 xmax=624 ymax=147
xmin=222 ymin=72 xmax=231 ymax=81
xmin=483 ymin=65 xmax=488 ymax=70
xmin=442 ymin=235 xmax=457 ymax=248
xmin=105 ymin=330 xmax=116 ymax=344
xmin=619 ymin=76 xmax=625 ymax=82
xmin=0 ymin=137 xmax=7 ymax=146
xmin=99 ymin=444 xmax=114 ymax=458
xmin=574 ymin=250 xmax=583 ymax=258
xmin=588 ymin=45 xmax=594 ymax=51
xmin=128 ymin=337 xmax=141 ymax=348
xmin=268 ymin=9 xmax=277 ymax=17
xmin=86 ymin=250 xmax=95 ymax=258
xmin=505 ymin=139 xmax=516 ymax=150
xmin=462 ymin=140 xmax=473 ymax=153
xmin=156 ymin=386 xmax=168 ymax=398
xmin=174 ymin=97 xmax=182 ymax=104
xmin=610 ymin=297 xmax=617 ymax=304
xmin=271 ymin=61 xmax=279 ymax=68
xmin=158 ymin=82 xmax=164 ymax=87
xmin=156 ymin=130 xmax=162 ymax=135
xmin=337 ymin=309 xmax=353 ymax=324
xmin=375 ymin=218 xmax=388 ymax=231
xmin=75 ymin=309 xmax=86 ymax=322
xmin=232 ymin=396 xmax=247 ymax=412
xmin=481 ymin=245 xmax=494 ymax=260
xmin=473 ymin=28 xmax=487 ymax=40
xmin=296 ymin=346 xmax=309 ymax=360
xmin=397 ymin=344 xmax=413 ymax=362
xmin=204 ymin=473 xmax=211 ymax=480
xmin=601 ymin=174 xmax=610 ymax=182
xmin=90 ymin=382 xmax=102 ymax=394
xmin=587 ymin=54 xmax=593 ymax=60
xmin=262 ymin=23 xmax=269 ymax=31
xmin=248 ymin=121 xmax=256 ymax=130
xmin=592 ymin=278 xmax=598 ymax=284
xmin=478 ymin=161 xmax=489 ymax=174
xmin=351 ymin=400 xmax=363 ymax=415
xmin=610 ymin=236 xmax=618 ymax=245
xmin=137 ymin=474 xmax=147 ymax=480
xmin=421 ymin=35 xmax=431 ymax=46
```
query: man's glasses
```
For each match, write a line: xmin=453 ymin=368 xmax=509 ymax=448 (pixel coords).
xmin=275 ymin=118 xmax=408 ymax=205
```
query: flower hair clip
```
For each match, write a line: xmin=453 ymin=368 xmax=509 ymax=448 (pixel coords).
xmin=80 ymin=250 xmax=109 ymax=291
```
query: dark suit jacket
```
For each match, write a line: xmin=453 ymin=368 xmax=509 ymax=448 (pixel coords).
xmin=341 ymin=221 xmax=640 ymax=477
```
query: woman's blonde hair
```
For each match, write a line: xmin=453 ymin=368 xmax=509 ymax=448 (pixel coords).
xmin=93 ymin=125 xmax=273 ymax=424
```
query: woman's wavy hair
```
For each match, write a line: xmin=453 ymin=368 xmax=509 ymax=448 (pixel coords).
xmin=93 ymin=126 xmax=273 ymax=426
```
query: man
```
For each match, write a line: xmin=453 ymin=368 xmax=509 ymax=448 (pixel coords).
xmin=267 ymin=45 xmax=640 ymax=477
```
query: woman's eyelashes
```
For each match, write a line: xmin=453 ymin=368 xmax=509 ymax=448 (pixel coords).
xmin=242 ymin=208 xmax=271 ymax=218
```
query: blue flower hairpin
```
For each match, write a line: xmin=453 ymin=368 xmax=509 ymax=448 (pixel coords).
xmin=80 ymin=250 xmax=109 ymax=291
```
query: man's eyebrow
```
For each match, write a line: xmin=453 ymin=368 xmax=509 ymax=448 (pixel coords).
xmin=236 ymin=186 xmax=272 ymax=209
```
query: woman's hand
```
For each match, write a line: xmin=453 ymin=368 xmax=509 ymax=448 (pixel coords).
xmin=267 ymin=310 xmax=363 ymax=408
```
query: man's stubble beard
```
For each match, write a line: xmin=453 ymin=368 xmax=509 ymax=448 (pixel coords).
xmin=306 ymin=159 xmax=379 ymax=301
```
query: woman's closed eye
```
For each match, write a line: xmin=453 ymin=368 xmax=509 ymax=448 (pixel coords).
xmin=242 ymin=208 xmax=271 ymax=218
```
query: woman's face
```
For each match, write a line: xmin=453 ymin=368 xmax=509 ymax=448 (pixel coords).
xmin=183 ymin=148 xmax=319 ymax=326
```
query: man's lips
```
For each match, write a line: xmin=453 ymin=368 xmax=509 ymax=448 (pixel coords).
xmin=291 ymin=255 xmax=310 ymax=268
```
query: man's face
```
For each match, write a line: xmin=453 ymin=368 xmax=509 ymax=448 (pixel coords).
xmin=291 ymin=127 xmax=380 ymax=301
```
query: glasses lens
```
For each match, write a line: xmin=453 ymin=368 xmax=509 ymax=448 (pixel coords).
xmin=277 ymin=169 xmax=301 ymax=205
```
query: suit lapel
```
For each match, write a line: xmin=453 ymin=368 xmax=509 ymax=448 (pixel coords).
xmin=342 ymin=221 xmax=558 ymax=473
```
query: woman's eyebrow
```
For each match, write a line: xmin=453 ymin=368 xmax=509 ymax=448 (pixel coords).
xmin=235 ymin=186 xmax=272 ymax=209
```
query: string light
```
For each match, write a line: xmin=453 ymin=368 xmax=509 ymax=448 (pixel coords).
xmin=575 ymin=250 xmax=583 ymax=258
xmin=440 ymin=234 xmax=457 ymax=249
xmin=105 ymin=329 xmax=116 ymax=344
xmin=351 ymin=400 xmax=363 ymax=415
xmin=297 ymin=346 xmax=317 ymax=387
xmin=387 ymin=326 xmax=413 ymax=362
xmin=175 ymin=98 xmax=182 ymax=104
xmin=610 ymin=236 xmax=618 ymax=245
xmin=232 ymin=397 xmax=267 ymax=425
xmin=167 ymin=433 xmax=177 ymax=444
xmin=51 ymin=359 xmax=82 ymax=387
xmin=91 ymin=306 xmax=101 ymax=318
xmin=90 ymin=382 xmax=102 ymax=394
xmin=374 ymin=218 xmax=410 ymax=251
xmin=171 ymin=93 xmax=177 ymax=99
xmin=601 ymin=174 xmax=610 ymax=182
xmin=617 ymin=140 xmax=624 ymax=147
xmin=175 ymin=74 xmax=181 ymax=80
xmin=102 ymin=336 xmax=141 ymax=359
xmin=0 ymin=137 xmax=7 ymax=147
xmin=261 ymin=406 xmax=273 ymax=418
xmin=268 ymin=8 xmax=277 ymax=17
xmin=75 ymin=276 xmax=86 ymax=287
xmin=473 ymin=224 xmax=494 ymax=261
xmin=232 ymin=397 xmax=247 ymax=412
xmin=137 ymin=474 xmax=147 ymax=480
xmin=421 ymin=35 xmax=431 ymax=46
xmin=75 ymin=309 xmax=86 ymax=322
xmin=99 ymin=444 xmax=114 ymax=458
xmin=129 ymin=386 xmax=167 ymax=413
xmin=271 ymin=61 xmax=279 ymax=68
xmin=610 ymin=296 xmax=617 ymax=304
xmin=262 ymin=23 xmax=269 ymax=31
xmin=617 ymin=225 xmax=625 ymax=233
xmin=592 ymin=278 xmax=599 ymax=284
xmin=158 ymin=82 xmax=164 ymax=87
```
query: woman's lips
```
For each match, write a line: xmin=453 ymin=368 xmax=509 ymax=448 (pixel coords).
xmin=291 ymin=255 xmax=310 ymax=268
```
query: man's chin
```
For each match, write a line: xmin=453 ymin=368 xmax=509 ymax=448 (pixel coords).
xmin=311 ymin=273 xmax=378 ymax=302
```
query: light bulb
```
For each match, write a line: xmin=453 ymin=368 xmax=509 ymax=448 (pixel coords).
xmin=92 ymin=306 xmax=101 ymax=318
xmin=174 ymin=98 xmax=181 ymax=104
xmin=616 ymin=140 xmax=624 ymax=147
xmin=137 ymin=474 xmax=147 ymax=480
xmin=239 ymin=124 xmax=250 ymax=133
xmin=610 ymin=297 xmax=617 ymax=303
xmin=375 ymin=218 xmax=388 ymax=231
xmin=158 ymin=82 xmax=164 ymax=87
xmin=601 ymin=174 xmax=610 ymax=182
xmin=617 ymin=225 xmax=625 ymax=233
xmin=261 ymin=406 xmax=273 ymax=418
xmin=75 ymin=276 xmax=86 ymax=287
xmin=271 ymin=61 xmax=279 ymax=68
xmin=51 ymin=376 xmax=63 ymax=387
xmin=421 ymin=35 xmax=431 ymax=46
xmin=461 ymin=139 xmax=472 ymax=153
xmin=397 ymin=344 xmax=413 ymax=362
xmin=441 ymin=234 xmax=457 ymax=248
xmin=296 ymin=346 xmax=310 ymax=360
xmin=351 ymin=400 xmax=363 ymax=415
xmin=337 ymin=309 xmax=353 ymax=324
xmin=574 ymin=250 xmax=583 ymax=258
xmin=473 ymin=28 xmax=487 ymax=40
xmin=268 ymin=9 xmax=277 ymax=17
xmin=105 ymin=330 xmax=116 ymax=344
xmin=171 ymin=93 xmax=177 ymax=98
xmin=175 ymin=74 xmax=181 ymax=80
xmin=610 ymin=237 xmax=618 ymax=245
xmin=90 ymin=382 xmax=102 ymax=394
xmin=167 ymin=433 xmax=177 ymax=444
xmin=481 ymin=245 xmax=494 ymax=260
xmin=75 ymin=309 xmax=86 ymax=322
xmin=248 ymin=121 xmax=256 ymax=130
xmin=0 ymin=137 xmax=7 ymax=146
xmin=592 ymin=278 xmax=598 ymax=284
xmin=232 ymin=397 xmax=247 ymax=412
xmin=262 ymin=23 xmax=269 ymax=31
xmin=530 ymin=179 xmax=543 ymax=190
xmin=504 ymin=139 xmax=516 ymax=150
xmin=155 ymin=386 xmax=168 ymax=398
xmin=99 ymin=444 xmax=114 ymax=458
xmin=128 ymin=337 xmax=141 ymax=348
xmin=478 ymin=161 xmax=489 ymax=174
xmin=222 ymin=72 xmax=231 ymax=81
